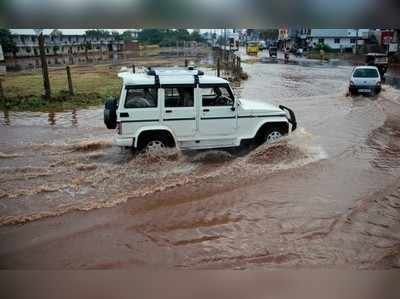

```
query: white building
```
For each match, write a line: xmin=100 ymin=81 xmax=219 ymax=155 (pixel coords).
xmin=6 ymin=29 xmax=124 ymax=58
xmin=309 ymin=29 xmax=368 ymax=51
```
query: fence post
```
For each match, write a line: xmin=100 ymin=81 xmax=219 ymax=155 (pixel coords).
xmin=0 ymin=78 xmax=4 ymax=100
xmin=132 ymin=64 xmax=136 ymax=73
xmin=217 ymin=57 xmax=220 ymax=77
xmin=66 ymin=66 xmax=74 ymax=96
xmin=185 ymin=59 xmax=188 ymax=67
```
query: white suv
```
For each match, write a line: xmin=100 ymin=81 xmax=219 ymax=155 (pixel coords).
xmin=104 ymin=67 xmax=297 ymax=151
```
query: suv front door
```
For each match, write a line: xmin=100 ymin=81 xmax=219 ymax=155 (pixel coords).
xmin=198 ymin=84 xmax=237 ymax=136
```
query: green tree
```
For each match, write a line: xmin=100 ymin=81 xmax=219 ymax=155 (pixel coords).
xmin=50 ymin=29 xmax=62 ymax=36
xmin=85 ymin=29 xmax=111 ymax=39
xmin=121 ymin=30 xmax=135 ymax=42
xmin=111 ymin=31 xmax=122 ymax=41
xmin=190 ymin=31 xmax=204 ymax=42
xmin=259 ymin=29 xmax=279 ymax=40
xmin=138 ymin=29 xmax=165 ymax=44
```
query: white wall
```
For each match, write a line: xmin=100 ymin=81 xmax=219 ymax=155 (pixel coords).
xmin=310 ymin=37 xmax=364 ymax=50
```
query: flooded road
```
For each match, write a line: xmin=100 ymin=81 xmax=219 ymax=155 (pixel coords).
xmin=1 ymin=58 xmax=400 ymax=269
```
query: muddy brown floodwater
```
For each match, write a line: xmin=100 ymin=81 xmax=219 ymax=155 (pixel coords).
xmin=1 ymin=58 xmax=400 ymax=269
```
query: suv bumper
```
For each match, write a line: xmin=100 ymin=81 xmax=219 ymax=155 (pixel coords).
xmin=279 ymin=105 xmax=297 ymax=132
xmin=113 ymin=136 xmax=135 ymax=147
xmin=350 ymin=85 xmax=381 ymax=94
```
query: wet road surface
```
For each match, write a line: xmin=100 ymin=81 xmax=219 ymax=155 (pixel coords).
xmin=1 ymin=58 xmax=400 ymax=269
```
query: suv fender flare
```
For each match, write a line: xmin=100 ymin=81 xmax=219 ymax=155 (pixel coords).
xmin=251 ymin=117 xmax=290 ymax=139
xmin=134 ymin=126 xmax=177 ymax=148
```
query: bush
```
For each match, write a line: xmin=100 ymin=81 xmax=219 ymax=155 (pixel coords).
xmin=313 ymin=43 xmax=333 ymax=53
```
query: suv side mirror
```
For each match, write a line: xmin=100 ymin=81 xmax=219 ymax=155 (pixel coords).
xmin=230 ymin=100 xmax=238 ymax=111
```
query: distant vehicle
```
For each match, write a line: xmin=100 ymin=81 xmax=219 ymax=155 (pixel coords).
xmin=258 ymin=41 xmax=267 ymax=51
xmin=349 ymin=66 xmax=382 ymax=95
xmin=269 ymin=46 xmax=278 ymax=58
xmin=104 ymin=67 xmax=297 ymax=151
xmin=246 ymin=42 xmax=259 ymax=55
xmin=366 ymin=53 xmax=388 ymax=79
xmin=284 ymin=48 xmax=290 ymax=63
xmin=295 ymin=48 xmax=303 ymax=57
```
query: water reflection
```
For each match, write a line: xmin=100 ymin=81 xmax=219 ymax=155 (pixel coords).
xmin=0 ymin=108 xmax=103 ymax=128
xmin=48 ymin=111 xmax=56 ymax=126
xmin=71 ymin=108 xmax=78 ymax=127
xmin=2 ymin=110 xmax=10 ymax=126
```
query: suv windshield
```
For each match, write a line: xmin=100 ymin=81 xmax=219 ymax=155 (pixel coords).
xmin=353 ymin=68 xmax=379 ymax=78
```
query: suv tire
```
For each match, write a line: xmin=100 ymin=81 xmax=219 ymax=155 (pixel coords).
xmin=104 ymin=98 xmax=118 ymax=129
xmin=139 ymin=133 xmax=175 ymax=152
xmin=256 ymin=125 xmax=288 ymax=145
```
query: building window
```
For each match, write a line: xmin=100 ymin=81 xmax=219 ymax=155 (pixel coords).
xmin=318 ymin=38 xmax=324 ymax=44
xmin=350 ymin=38 xmax=356 ymax=44
xmin=334 ymin=38 xmax=340 ymax=44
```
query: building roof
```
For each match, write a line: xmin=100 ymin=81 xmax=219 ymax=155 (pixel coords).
xmin=310 ymin=29 xmax=369 ymax=38
xmin=10 ymin=29 xmax=87 ymax=36
xmin=353 ymin=65 xmax=379 ymax=70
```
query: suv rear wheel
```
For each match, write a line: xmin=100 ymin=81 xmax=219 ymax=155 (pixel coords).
xmin=138 ymin=132 xmax=175 ymax=152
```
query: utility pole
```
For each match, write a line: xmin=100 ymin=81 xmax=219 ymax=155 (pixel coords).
xmin=36 ymin=30 xmax=51 ymax=99
xmin=355 ymin=29 xmax=358 ymax=55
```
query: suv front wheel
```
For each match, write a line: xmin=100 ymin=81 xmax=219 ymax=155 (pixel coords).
xmin=256 ymin=125 xmax=288 ymax=145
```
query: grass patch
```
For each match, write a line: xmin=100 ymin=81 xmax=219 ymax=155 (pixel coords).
xmin=1 ymin=64 xmax=121 ymax=111
xmin=0 ymin=92 xmax=106 ymax=111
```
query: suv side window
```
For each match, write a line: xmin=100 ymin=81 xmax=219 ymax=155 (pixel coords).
xmin=165 ymin=87 xmax=194 ymax=107
xmin=201 ymin=86 xmax=234 ymax=106
xmin=124 ymin=87 xmax=158 ymax=108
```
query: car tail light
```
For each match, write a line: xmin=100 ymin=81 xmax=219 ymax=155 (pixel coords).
xmin=117 ymin=122 xmax=122 ymax=135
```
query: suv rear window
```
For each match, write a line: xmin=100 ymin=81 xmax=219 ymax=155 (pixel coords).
xmin=353 ymin=68 xmax=379 ymax=78
xmin=124 ymin=88 xmax=158 ymax=108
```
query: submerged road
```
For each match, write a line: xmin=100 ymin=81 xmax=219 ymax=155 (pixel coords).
xmin=1 ymin=57 xmax=400 ymax=269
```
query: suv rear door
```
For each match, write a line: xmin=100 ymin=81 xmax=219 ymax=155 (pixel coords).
xmin=162 ymin=86 xmax=196 ymax=137
xmin=118 ymin=86 xmax=161 ymax=134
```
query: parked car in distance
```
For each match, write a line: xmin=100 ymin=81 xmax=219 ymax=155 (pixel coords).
xmin=366 ymin=53 xmax=388 ymax=79
xmin=258 ymin=41 xmax=267 ymax=51
xmin=104 ymin=67 xmax=297 ymax=151
xmin=349 ymin=66 xmax=382 ymax=95
xmin=246 ymin=42 xmax=259 ymax=55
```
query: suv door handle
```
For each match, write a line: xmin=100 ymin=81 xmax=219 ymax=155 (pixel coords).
xmin=203 ymin=109 xmax=210 ymax=112
xmin=165 ymin=110 xmax=173 ymax=113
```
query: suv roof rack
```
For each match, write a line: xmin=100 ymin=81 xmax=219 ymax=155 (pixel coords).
xmin=146 ymin=67 xmax=204 ymax=76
